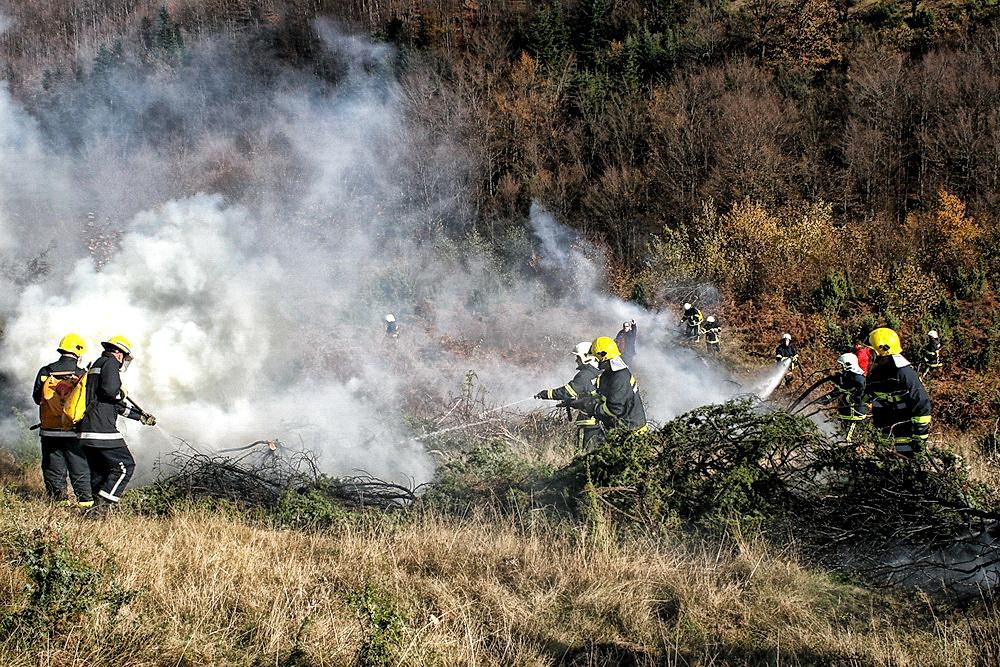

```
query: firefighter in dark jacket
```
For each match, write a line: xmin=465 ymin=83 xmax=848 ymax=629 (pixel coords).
xmin=823 ymin=352 xmax=868 ymax=443
xmin=589 ymin=337 xmax=648 ymax=433
xmin=614 ymin=320 xmax=637 ymax=365
xmin=865 ymin=328 xmax=932 ymax=457
xmin=535 ymin=342 xmax=602 ymax=449
xmin=680 ymin=303 xmax=703 ymax=341
xmin=922 ymin=330 xmax=943 ymax=372
xmin=32 ymin=333 xmax=93 ymax=507
xmin=78 ymin=336 xmax=156 ymax=511
xmin=775 ymin=333 xmax=798 ymax=368
xmin=704 ymin=316 xmax=721 ymax=354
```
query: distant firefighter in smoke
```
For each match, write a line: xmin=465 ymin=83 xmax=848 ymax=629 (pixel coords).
xmin=78 ymin=336 xmax=158 ymax=515
xmin=32 ymin=333 xmax=93 ymax=508
xmin=534 ymin=342 xmax=603 ymax=450
xmin=615 ymin=320 xmax=637 ymax=365
xmin=384 ymin=313 xmax=399 ymax=340
xmin=865 ymin=328 xmax=933 ymax=457
xmin=680 ymin=303 xmax=703 ymax=341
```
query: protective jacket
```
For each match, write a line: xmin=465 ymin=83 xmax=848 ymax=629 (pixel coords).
xmin=775 ymin=343 xmax=798 ymax=361
xmin=923 ymin=338 xmax=942 ymax=368
xmin=615 ymin=326 xmax=637 ymax=362
xmin=594 ymin=358 xmax=647 ymax=431
xmin=865 ymin=355 xmax=932 ymax=453
xmin=681 ymin=307 xmax=703 ymax=325
xmin=77 ymin=352 xmax=144 ymax=449
xmin=33 ymin=354 xmax=85 ymax=437
xmin=853 ymin=344 xmax=874 ymax=375
xmin=832 ymin=370 xmax=867 ymax=420
xmin=704 ymin=321 xmax=721 ymax=346
xmin=540 ymin=363 xmax=599 ymax=409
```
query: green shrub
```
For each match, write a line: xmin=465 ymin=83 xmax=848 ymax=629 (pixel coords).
xmin=347 ymin=583 xmax=407 ymax=667
xmin=0 ymin=528 xmax=138 ymax=642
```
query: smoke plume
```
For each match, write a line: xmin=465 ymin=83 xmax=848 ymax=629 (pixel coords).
xmin=0 ymin=23 xmax=767 ymax=484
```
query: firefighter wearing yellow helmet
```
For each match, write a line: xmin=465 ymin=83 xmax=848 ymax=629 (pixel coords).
xmin=32 ymin=334 xmax=92 ymax=507
xmin=865 ymin=328 xmax=932 ymax=457
xmin=589 ymin=336 xmax=647 ymax=433
xmin=78 ymin=335 xmax=157 ymax=513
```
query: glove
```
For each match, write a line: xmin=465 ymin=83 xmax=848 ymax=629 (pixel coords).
xmin=140 ymin=413 xmax=157 ymax=426
xmin=534 ymin=391 xmax=548 ymax=400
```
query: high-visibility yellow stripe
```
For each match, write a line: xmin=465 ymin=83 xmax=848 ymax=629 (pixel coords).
xmin=564 ymin=384 xmax=578 ymax=398
xmin=911 ymin=415 xmax=932 ymax=424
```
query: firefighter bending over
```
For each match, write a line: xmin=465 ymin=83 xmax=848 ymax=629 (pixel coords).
xmin=589 ymin=337 xmax=647 ymax=434
xmin=704 ymin=316 xmax=721 ymax=354
xmin=825 ymin=352 xmax=868 ymax=443
xmin=535 ymin=342 xmax=602 ymax=450
xmin=865 ymin=328 xmax=932 ymax=457
xmin=680 ymin=303 xmax=703 ymax=341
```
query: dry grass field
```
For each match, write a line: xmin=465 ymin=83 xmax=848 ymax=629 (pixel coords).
xmin=1 ymin=461 xmax=997 ymax=667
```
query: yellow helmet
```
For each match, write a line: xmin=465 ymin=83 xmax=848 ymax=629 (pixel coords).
xmin=102 ymin=335 xmax=134 ymax=359
xmin=589 ymin=336 xmax=621 ymax=361
xmin=57 ymin=333 xmax=86 ymax=357
xmin=868 ymin=328 xmax=901 ymax=356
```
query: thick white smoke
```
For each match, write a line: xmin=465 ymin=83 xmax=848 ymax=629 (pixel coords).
xmin=0 ymin=23 xmax=775 ymax=485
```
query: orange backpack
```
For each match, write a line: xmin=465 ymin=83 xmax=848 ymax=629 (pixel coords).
xmin=39 ymin=370 xmax=88 ymax=430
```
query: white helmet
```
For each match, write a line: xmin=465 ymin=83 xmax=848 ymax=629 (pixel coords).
xmin=781 ymin=333 xmax=791 ymax=341
xmin=836 ymin=352 xmax=863 ymax=375
xmin=928 ymin=330 xmax=939 ymax=338
xmin=707 ymin=316 xmax=716 ymax=323
xmin=385 ymin=314 xmax=396 ymax=323
xmin=573 ymin=341 xmax=596 ymax=366
xmin=683 ymin=302 xmax=692 ymax=310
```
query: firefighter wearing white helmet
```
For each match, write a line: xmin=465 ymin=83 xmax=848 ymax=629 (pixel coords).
xmin=680 ymin=303 xmax=703 ymax=340
xmin=78 ymin=335 xmax=157 ymax=514
xmin=775 ymin=333 xmax=798 ymax=369
xmin=922 ymin=330 xmax=942 ymax=371
xmin=534 ymin=342 xmax=602 ymax=449
xmin=704 ymin=316 xmax=721 ymax=354
xmin=829 ymin=352 xmax=868 ymax=442
xmin=384 ymin=313 xmax=399 ymax=339
xmin=32 ymin=333 xmax=92 ymax=507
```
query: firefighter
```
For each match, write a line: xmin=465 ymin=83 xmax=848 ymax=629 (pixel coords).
xmin=535 ymin=342 xmax=602 ymax=449
xmin=384 ymin=314 xmax=399 ymax=340
xmin=826 ymin=352 xmax=868 ymax=443
xmin=78 ymin=336 xmax=157 ymax=513
xmin=680 ymin=303 xmax=703 ymax=341
xmin=704 ymin=316 xmax=721 ymax=354
xmin=853 ymin=338 xmax=874 ymax=376
xmin=32 ymin=334 xmax=93 ymax=508
xmin=922 ymin=330 xmax=943 ymax=373
xmin=775 ymin=333 xmax=799 ymax=369
xmin=615 ymin=320 xmax=637 ymax=365
xmin=588 ymin=337 xmax=647 ymax=433
xmin=865 ymin=328 xmax=932 ymax=457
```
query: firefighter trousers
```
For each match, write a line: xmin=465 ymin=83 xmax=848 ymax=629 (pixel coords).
xmin=41 ymin=436 xmax=92 ymax=502
xmin=84 ymin=446 xmax=136 ymax=503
